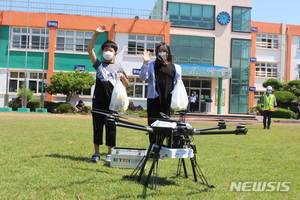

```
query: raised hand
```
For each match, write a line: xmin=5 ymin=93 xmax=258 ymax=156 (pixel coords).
xmin=94 ymin=24 xmax=106 ymax=33
xmin=142 ymin=50 xmax=151 ymax=65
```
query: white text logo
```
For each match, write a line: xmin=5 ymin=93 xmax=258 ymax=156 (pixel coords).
xmin=229 ymin=182 xmax=291 ymax=192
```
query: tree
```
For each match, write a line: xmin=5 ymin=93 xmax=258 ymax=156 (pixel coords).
xmin=273 ymin=91 xmax=295 ymax=108
xmin=262 ymin=78 xmax=282 ymax=91
xmin=17 ymin=84 xmax=33 ymax=102
xmin=46 ymin=70 xmax=95 ymax=103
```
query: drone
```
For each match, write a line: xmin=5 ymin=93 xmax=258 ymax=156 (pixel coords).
xmin=92 ymin=108 xmax=248 ymax=190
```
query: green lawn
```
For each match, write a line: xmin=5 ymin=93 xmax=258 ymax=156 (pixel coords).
xmin=0 ymin=112 xmax=299 ymax=200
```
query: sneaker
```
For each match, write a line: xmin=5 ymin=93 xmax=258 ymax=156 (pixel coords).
xmin=90 ymin=154 xmax=100 ymax=162
xmin=105 ymin=154 xmax=111 ymax=163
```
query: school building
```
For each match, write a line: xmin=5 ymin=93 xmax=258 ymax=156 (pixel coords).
xmin=0 ymin=0 xmax=299 ymax=114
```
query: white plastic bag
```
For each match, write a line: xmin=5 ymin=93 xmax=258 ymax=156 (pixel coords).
xmin=171 ymin=79 xmax=188 ymax=111
xmin=109 ymin=76 xmax=129 ymax=111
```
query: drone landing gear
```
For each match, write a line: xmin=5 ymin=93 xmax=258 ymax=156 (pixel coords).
xmin=125 ymin=133 xmax=214 ymax=190
xmin=176 ymin=156 xmax=215 ymax=188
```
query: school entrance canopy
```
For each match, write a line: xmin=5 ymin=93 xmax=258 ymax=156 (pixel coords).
xmin=180 ymin=64 xmax=232 ymax=114
xmin=180 ymin=64 xmax=231 ymax=79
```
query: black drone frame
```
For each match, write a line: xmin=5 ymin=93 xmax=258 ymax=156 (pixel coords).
xmin=92 ymin=109 xmax=248 ymax=190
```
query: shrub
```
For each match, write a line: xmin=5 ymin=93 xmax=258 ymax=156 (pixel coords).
xmin=51 ymin=102 xmax=66 ymax=113
xmin=138 ymin=109 xmax=147 ymax=118
xmin=255 ymin=104 xmax=294 ymax=118
xmin=27 ymin=99 xmax=40 ymax=111
xmin=86 ymin=106 xmax=92 ymax=114
xmin=44 ymin=101 xmax=56 ymax=113
xmin=272 ymin=108 xmax=295 ymax=118
xmin=124 ymin=110 xmax=133 ymax=116
xmin=56 ymin=103 xmax=74 ymax=113
xmin=274 ymin=91 xmax=295 ymax=104
xmin=8 ymin=98 xmax=21 ymax=111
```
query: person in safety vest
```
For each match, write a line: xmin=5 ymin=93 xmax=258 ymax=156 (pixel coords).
xmin=260 ymin=85 xmax=277 ymax=129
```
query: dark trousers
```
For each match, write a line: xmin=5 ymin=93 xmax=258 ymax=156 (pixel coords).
xmin=92 ymin=100 xmax=116 ymax=146
xmin=189 ymin=102 xmax=195 ymax=112
xmin=263 ymin=110 xmax=273 ymax=128
xmin=147 ymin=97 xmax=171 ymax=143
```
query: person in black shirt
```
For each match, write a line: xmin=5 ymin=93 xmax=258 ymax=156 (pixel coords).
xmin=87 ymin=24 xmax=129 ymax=162
xmin=76 ymin=100 xmax=88 ymax=114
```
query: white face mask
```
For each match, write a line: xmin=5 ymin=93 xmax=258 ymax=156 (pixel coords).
xmin=158 ymin=52 xmax=167 ymax=60
xmin=103 ymin=51 xmax=115 ymax=61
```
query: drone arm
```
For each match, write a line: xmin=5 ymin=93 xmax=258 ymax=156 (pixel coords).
xmin=194 ymin=126 xmax=247 ymax=135
xmin=113 ymin=122 xmax=152 ymax=132
xmin=104 ymin=115 xmax=153 ymax=132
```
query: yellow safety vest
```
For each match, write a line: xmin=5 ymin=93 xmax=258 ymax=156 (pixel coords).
xmin=262 ymin=94 xmax=275 ymax=110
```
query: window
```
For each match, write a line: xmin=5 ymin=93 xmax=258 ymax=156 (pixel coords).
xmin=256 ymin=34 xmax=279 ymax=49
xmin=11 ymin=27 xmax=49 ymax=50
xmin=127 ymin=34 xmax=163 ymax=55
xmin=255 ymin=63 xmax=278 ymax=78
xmin=232 ymin=7 xmax=251 ymax=32
xmin=298 ymin=65 xmax=300 ymax=79
xmin=254 ymin=91 xmax=265 ymax=105
xmin=170 ymin=35 xmax=214 ymax=65
xmin=56 ymin=30 xmax=93 ymax=52
xmin=9 ymin=71 xmax=47 ymax=93
xmin=168 ymin=2 xmax=215 ymax=29
xmin=127 ymin=77 xmax=148 ymax=98
xmin=230 ymin=39 xmax=251 ymax=113
xmin=76 ymin=89 xmax=92 ymax=96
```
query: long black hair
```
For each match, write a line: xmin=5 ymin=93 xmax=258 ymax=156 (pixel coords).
xmin=155 ymin=42 xmax=173 ymax=63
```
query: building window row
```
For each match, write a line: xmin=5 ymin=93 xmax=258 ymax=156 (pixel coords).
xmin=11 ymin=27 xmax=49 ymax=50
xmin=232 ymin=6 xmax=251 ymax=32
xmin=127 ymin=77 xmax=148 ymax=98
xmin=168 ymin=2 xmax=215 ymax=29
xmin=127 ymin=34 xmax=164 ymax=56
xmin=255 ymin=62 xmax=278 ymax=78
xmin=170 ymin=35 xmax=214 ymax=65
xmin=256 ymin=33 xmax=279 ymax=49
xmin=56 ymin=30 xmax=93 ymax=52
xmin=167 ymin=3 xmax=251 ymax=32
xmin=9 ymin=71 xmax=47 ymax=94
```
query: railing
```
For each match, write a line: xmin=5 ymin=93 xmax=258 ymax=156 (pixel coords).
xmin=0 ymin=0 xmax=169 ymax=21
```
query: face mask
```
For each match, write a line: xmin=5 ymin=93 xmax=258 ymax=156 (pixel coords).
xmin=267 ymin=90 xmax=272 ymax=93
xmin=158 ymin=52 xmax=167 ymax=60
xmin=103 ymin=51 xmax=115 ymax=60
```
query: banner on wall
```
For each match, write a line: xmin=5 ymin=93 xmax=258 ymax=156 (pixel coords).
xmin=215 ymin=88 xmax=225 ymax=106
xmin=180 ymin=64 xmax=231 ymax=79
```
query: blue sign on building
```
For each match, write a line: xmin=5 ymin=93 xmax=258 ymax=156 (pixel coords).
xmin=132 ymin=68 xmax=141 ymax=75
xmin=74 ymin=65 xmax=86 ymax=72
xmin=47 ymin=21 xmax=58 ymax=28
xmin=249 ymin=87 xmax=256 ymax=91
xmin=250 ymin=57 xmax=257 ymax=62
xmin=251 ymin=27 xmax=258 ymax=32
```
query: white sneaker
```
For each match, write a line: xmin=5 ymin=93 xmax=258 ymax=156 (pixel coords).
xmin=105 ymin=154 xmax=111 ymax=162
xmin=90 ymin=154 xmax=100 ymax=162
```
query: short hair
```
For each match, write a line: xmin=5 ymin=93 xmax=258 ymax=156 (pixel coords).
xmin=155 ymin=42 xmax=173 ymax=62
xmin=101 ymin=40 xmax=118 ymax=52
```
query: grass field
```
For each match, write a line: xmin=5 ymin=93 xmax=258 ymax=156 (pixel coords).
xmin=0 ymin=112 xmax=299 ymax=200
